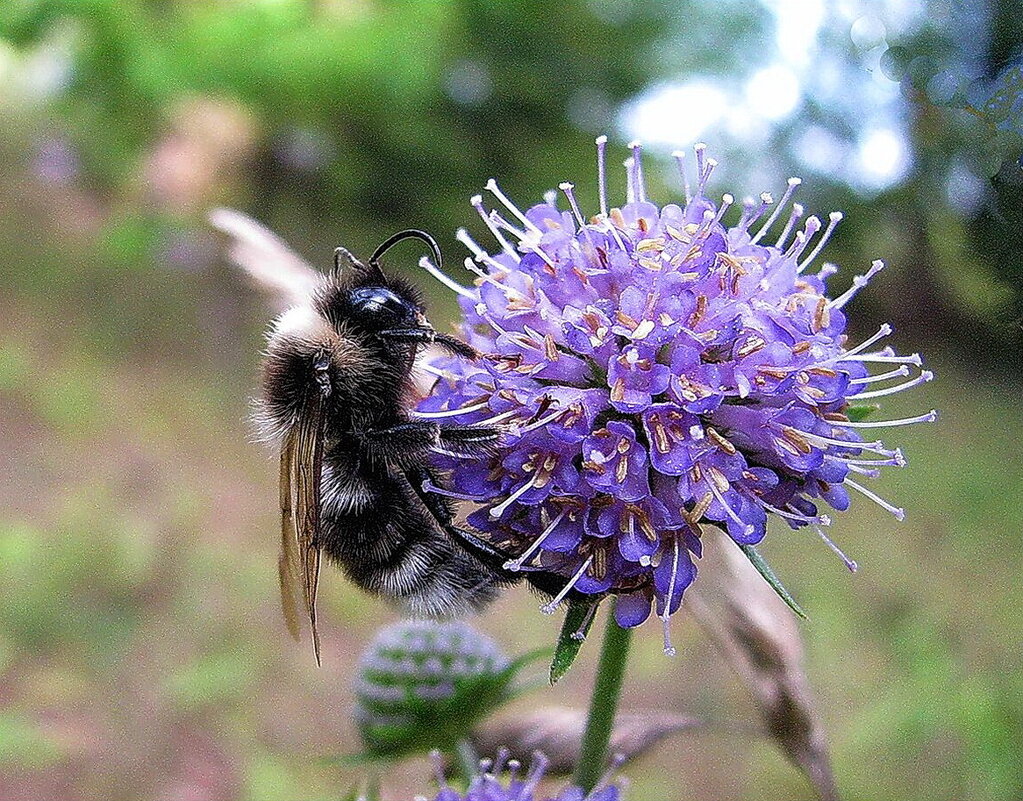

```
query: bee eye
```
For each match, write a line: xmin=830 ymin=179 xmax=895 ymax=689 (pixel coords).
xmin=350 ymin=287 xmax=414 ymax=321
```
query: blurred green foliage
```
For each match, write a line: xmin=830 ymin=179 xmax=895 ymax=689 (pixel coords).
xmin=0 ymin=1 xmax=1021 ymax=800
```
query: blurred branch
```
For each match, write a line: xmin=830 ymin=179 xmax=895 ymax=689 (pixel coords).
xmin=471 ymin=706 xmax=701 ymax=776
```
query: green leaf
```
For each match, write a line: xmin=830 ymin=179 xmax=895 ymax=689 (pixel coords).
xmin=738 ymin=544 xmax=808 ymax=620
xmin=550 ymin=601 xmax=599 ymax=685
xmin=845 ymin=403 xmax=880 ymax=422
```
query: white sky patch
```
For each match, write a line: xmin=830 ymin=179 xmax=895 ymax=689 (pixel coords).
xmin=794 ymin=125 xmax=849 ymax=173
xmin=619 ymin=0 xmax=922 ymax=196
xmin=745 ymin=64 xmax=802 ymax=121
xmin=621 ymin=80 xmax=729 ymax=146
xmin=852 ymin=128 xmax=909 ymax=190
xmin=764 ymin=0 xmax=825 ymax=68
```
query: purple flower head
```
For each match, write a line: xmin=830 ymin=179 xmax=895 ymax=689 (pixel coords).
xmin=430 ymin=750 xmax=621 ymax=801
xmin=417 ymin=138 xmax=935 ymax=653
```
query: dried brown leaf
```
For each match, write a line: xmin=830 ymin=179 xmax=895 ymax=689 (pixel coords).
xmin=687 ymin=526 xmax=839 ymax=801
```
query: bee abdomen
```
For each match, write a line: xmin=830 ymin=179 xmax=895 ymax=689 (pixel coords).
xmin=318 ymin=474 xmax=500 ymax=617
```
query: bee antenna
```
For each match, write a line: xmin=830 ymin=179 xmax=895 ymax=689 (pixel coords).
xmin=369 ymin=229 xmax=443 ymax=280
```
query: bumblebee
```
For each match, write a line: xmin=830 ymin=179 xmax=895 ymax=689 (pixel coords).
xmin=213 ymin=210 xmax=572 ymax=663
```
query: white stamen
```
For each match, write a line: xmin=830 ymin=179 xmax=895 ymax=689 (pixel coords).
xmin=472 ymin=195 xmax=517 ymax=259
xmin=848 ymin=365 xmax=911 ymax=385
xmin=775 ymin=202 xmax=804 ymax=249
xmin=518 ymin=406 xmax=569 ymax=435
xmin=503 ymin=511 xmax=566 ymax=571
xmin=559 ymin=182 xmax=588 ymax=228
xmin=629 ymin=140 xmax=646 ymax=202
xmin=421 ymin=478 xmax=486 ymax=502
xmin=596 ymin=219 xmax=628 ymax=255
xmin=798 ymin=211 xmax=844 ymax=273
xmin=418 ymin=256 xmax=476 ymax=300
xmin=485 ymin=178 xmax=541 ymax=234
xmin=661 ymin=537 xmax=680 ymax=657
xmin=738 ymin=193 xmax=772 ymax=232
xmin=671 ymin=150 xmax=692 ymax=204
xmin=696 ymin=156 xmax=717 ymax=198
xmin=417 ymin=362 xmax=457 ymax=379
xmin=829 ymin=323 xmax=893 ymax=362
xmin=708 ymin=480 xmax=755 ymax=539
xmin=623 ymin=157 xmax=637 ymax=204
xmin=754 ymin=495 xmax=831 ymax=526
xmin=712 ymin=193 xmax=735 ymax=228
xmin=846 ymin=463 xmax=881 ymax=478
xmin=833 ymin=451 xmax=906 ymax=468
xmin=692 ymin=207 xmax=716 ymax=239
xmin=472 ymin=407 xmax=527 ymax=428
xmin=694 ymin=143 xmax=707 ymax=186
xmin=456 ymin=227 xmax=487 ymax=260
xmin=843 ymin=350 xmax=923 ymax=366
xmin=813 ymin=525 xmax=858 ymax=572
xmin=411 ymin=399 xmax=489 ymax=419
xmin=751 ymin=176 xmax=801 ymax=244
xmin=488 ymin=209 xmax=528 ymax=242
xmin=828 ymin=260 xmax=885 ymax=310
xmin=541 ymin=555 xmax=594 ymax=614
xmin=456 ymin=229 xmax=510 ymax=274
xmin=845 ymin=478 xmax=905 ymax=520
xmin=817 ymin=262 xmax=839 ymax=282
xmin=786 ymin=215 xmax=820 ymax=260
xmin=596 ymin=135 xmax=609 ymax=216
xmin=572 ymin=602 xmax=598 ymax=641
xmin=489 ymin=473 xmax=541 ymax=519
xmin=834 ymin=410 xmax=937 ymax=428
xmin=475 ymin=303 xmax=510 ymax=336
xmin=848 ymin=370 xmax=934 ymax=399
xmin=785 ymin=428 xmax=898 ymax=456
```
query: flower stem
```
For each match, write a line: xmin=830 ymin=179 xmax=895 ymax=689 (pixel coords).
xmin=573 ymin=603 xmax=632 ymax=793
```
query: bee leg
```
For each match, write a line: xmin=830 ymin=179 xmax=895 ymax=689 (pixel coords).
xmin=361 ymin=421 xmax=443 ymax=464
xmin=378 ymin=327 xmax=478 ymax=359
xmin=440 ymin=522 xmax=589 ymax=600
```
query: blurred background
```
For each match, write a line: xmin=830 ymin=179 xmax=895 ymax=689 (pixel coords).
xmin=0 ymin=0 xmax=1021 ymax=799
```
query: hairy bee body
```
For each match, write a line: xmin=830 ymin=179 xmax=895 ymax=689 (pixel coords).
xmin=211 ymin=212 xmax=581 ymax=664
xmin=260 ymin=310 xmax=499 ymax=618
xmin=256 ymin=250 xmax=505 ymax=655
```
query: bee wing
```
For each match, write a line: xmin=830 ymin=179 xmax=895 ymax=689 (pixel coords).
xmin=209 ymin=207 xmax=323 ymax=309
xmin=279 ymin=399 xmax=326 ymax=665
xmin=278 ymin=431 xmax=303 ymax=641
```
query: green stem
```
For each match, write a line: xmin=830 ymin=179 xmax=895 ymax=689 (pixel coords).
xmin=573 ymin=603 xmax=633 ymax=793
